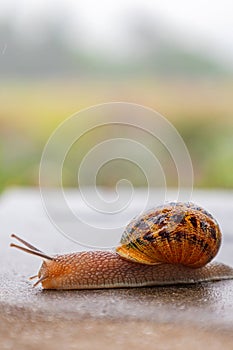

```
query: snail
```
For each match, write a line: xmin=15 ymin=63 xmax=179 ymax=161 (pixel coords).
xmin=10 ymin=202 xmax=233 ymax=290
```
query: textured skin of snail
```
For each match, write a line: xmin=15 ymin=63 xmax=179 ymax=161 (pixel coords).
xmin=11 ymin=202 xmax=233 ymax=289
xmin=39 ymin=252 xmax=233 ymax=290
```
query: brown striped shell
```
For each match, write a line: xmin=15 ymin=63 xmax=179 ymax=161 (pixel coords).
xmin=116 ymin=202 xmax=222 ymax=268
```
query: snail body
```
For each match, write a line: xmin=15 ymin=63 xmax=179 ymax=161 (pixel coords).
xmin=10 ymin=202 xmax=233 ymax=290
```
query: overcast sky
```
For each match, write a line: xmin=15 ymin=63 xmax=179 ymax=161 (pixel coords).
xmin=1 ymin=0 xmax=233 ymax=65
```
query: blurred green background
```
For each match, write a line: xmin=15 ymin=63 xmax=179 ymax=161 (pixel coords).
xmin=0 ymin=1 xmax=233 ymax=192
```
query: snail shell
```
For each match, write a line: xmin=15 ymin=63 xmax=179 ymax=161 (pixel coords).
xmin=116 ymin=202 xmax=222 ymax=268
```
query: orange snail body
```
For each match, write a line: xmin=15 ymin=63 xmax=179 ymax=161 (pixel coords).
xmin=10 ymin=202 xmax=233 ymax=290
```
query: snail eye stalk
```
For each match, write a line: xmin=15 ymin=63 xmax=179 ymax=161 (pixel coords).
xmin=10 ymin=234 xmax=54 ymax=261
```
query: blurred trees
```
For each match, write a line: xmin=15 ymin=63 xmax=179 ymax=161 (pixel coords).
xmin=0 ymin=12 xmax=229 ymax=79
xmin=0 ymin=11 xmax=232 ymax=191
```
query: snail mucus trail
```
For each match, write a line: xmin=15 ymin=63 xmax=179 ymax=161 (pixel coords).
xmin=10 ymin=202 xmax=233 ymax=290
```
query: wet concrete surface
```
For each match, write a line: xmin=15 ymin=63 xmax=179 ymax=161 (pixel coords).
xmin=1 ymin=188 xmax=233 ymax=349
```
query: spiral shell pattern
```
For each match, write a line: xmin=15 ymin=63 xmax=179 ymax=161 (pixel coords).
xmin=116 ymin=202 xmax=222 ymax=268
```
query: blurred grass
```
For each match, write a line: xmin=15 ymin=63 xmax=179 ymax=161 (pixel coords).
xmin=0 ymin=78 xmax=233 ymax=191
